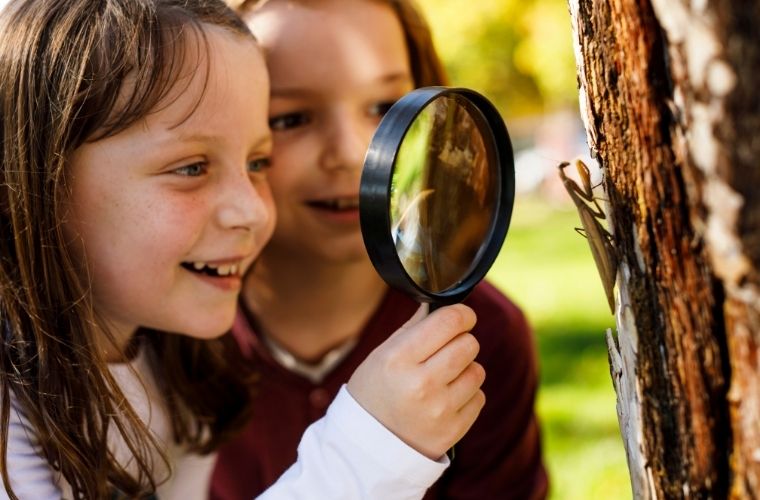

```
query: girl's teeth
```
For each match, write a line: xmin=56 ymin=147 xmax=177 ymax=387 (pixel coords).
xmin=186 ymin=260 xmax=240 ymax=276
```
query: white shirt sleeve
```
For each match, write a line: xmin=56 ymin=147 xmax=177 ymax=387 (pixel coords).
xmin=257 ymin=385 xmax=449 ymax=500
xmin=2 ymin=384 xmax=448 ymax=500
xmin=0 ymin=395 xmax=62 ymax=500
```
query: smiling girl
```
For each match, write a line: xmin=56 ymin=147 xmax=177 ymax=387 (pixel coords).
xmin=0 ymin=0 xmax=484 ymax=498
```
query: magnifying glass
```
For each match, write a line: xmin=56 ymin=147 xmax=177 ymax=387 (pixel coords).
xmin=360 ymin=87 xmax=515 ymax=309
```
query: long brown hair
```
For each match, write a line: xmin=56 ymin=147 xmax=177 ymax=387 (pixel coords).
xmin=0 ymin=0 xmax=255 ymax=497
xmin=232 ymin=0 xmax=450 ymax=87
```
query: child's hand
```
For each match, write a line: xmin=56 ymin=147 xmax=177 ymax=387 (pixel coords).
xmin=347 ymin=303 xmax=485 ymax=460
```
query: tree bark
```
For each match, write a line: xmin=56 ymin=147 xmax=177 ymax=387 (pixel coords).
xmin=568 ymin=0 xmax=760 ymax=497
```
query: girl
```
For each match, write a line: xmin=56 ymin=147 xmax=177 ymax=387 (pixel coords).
xmin=212 ymin=0 xmax=548 ymax=498
xmin=0 ymin=0 xmax=485 ymax=498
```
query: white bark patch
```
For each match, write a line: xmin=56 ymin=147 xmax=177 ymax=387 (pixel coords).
xmin=707 ymin=60 xmax=737 ymax=97
xmin=568 ymin=0 xmax=598 ymax=153
xmin=704 ymin=180 xmax=751 ymax=284
xmin=689 ymin=103 xmax=720 ymax=175
xmin=690 ymin=0 xmax=708 ymax=14
xmin=651 ymin=0 xmax=731 ymax=92
xmin=608 ymin=260 xmax=656 ymax=500
xmin=685 ymin=24 xmax=721 ymax=90
xmin=652 ymin=0 xmax=689 ymax=42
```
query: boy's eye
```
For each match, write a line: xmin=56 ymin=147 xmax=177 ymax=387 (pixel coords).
xmin=368 ymin=101 xmax=397 ymax=118
xmin=269 ymin=112 xmax=310 ymax=131
xmin=248 ymin=157 xmax=272 ymax=173
xmin=174 ymin=162 xmax=207 ymax=177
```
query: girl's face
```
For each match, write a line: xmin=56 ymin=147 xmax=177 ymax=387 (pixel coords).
xmin=64 ymin=26 xmax=275 ymax=344
xmin=248 ymin=0 xmax=414 ymax=263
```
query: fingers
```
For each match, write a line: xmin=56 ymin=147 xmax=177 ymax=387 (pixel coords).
xmin=417 ymin=366 xmax=486 ymax=457
xmin=453 ymin=388 xmax=486 ymax=438
xmin=401 ymin=304 xmax=477 ymax=362
xmin=446 ymin=361 xmax=486 ymax=411
xmin=442 ymin=373 xmax=486 ymax=449
xmin=422 ymin=332 xmax=480 ymax=382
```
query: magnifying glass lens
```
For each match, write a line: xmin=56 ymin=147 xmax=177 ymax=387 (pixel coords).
xmin=390 ymin=94 xmax=499 ymax=293
xmin=360 ymin=86 xmax=514 ymax=305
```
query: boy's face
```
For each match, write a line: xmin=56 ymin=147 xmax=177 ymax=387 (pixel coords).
xmin=248 ymin=0 xmax=414 ymax=264
xmin=64 ymin=26 xmax=275 ymax=348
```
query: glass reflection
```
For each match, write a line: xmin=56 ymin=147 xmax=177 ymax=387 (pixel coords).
xmin=390 ymin=94 xmax=498 ymax=293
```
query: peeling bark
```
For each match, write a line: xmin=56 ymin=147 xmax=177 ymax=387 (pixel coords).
xmin=566 ymin=0 xmax=760 ymax=497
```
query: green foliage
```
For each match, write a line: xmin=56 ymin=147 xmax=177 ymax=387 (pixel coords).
xmin=486 ymin=197 xmax=631 ymax=499
xmin=415 ymin=0 xmax=578 ymax=116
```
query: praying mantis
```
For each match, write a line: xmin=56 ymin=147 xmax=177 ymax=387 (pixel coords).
xmin=558 ymin=160 xmax=618 ymax=313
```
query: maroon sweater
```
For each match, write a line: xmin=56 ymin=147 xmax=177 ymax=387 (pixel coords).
xmin=210 ymin=282 xmax=548 ymax=499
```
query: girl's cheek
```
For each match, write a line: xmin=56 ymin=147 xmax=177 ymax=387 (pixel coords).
xmin=150 ymin=194 xmax=210 ymax=233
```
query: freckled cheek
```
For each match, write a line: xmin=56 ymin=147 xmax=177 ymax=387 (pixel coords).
xmin=132 ymin=196 xmax=210 ymax=253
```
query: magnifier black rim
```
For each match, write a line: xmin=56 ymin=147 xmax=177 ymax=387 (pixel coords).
xmin=360 ymin=86 xmax=515 ymax=305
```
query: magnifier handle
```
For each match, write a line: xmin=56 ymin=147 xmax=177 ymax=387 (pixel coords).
xmin=427 ymin=301 xmax=443 ymax=314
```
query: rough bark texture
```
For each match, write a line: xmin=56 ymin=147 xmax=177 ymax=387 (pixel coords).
xmin=568 ymin=0 xmax=760 ymax=497
xmin=666 ymin=1 xmax=760 ymax=495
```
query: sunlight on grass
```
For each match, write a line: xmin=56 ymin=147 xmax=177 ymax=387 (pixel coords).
xmin=486 ymin=195 xmax=631 ymax=500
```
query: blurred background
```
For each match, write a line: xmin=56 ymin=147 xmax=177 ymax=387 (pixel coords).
xmin=413 ymin=0 xmax=632 ymax=498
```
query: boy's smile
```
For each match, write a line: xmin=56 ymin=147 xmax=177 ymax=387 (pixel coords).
xmin=305 ymin=194 xmax=361 ymax=224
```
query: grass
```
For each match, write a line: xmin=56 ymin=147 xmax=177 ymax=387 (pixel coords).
xmin=485 ymin=195 xmax=632 ymax=500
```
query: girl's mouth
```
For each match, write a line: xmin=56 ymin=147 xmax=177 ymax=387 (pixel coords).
xmin=181 ymin=260 xmax=241 ymax=277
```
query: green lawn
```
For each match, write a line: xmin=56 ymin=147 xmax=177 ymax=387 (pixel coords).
xmin=485 ymin=195 xmax=632 ymax=500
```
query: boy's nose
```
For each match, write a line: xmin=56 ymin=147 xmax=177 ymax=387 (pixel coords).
xmin=319 ymin=112 xmax=370 ymax=173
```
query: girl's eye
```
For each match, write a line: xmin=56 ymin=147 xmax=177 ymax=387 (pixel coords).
xmin=269 ymin=112 xmax=310 ymax=131
xmin=368 ymin=101 xmax=397 ymax=118
xmin=174 ymin=162 xmax=207 ymax=177
xmin=248 ymin=157 xmax=272 ymax=173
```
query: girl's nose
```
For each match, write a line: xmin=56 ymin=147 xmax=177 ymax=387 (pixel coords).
xmin=318 ymin=111 xmax=370 ymax=173
xmin=216 ymin=168 xmax=273 ymax=232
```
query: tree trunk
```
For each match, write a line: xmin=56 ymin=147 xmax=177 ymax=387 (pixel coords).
xmin=568 ymin=0 xmax=760 ymax=497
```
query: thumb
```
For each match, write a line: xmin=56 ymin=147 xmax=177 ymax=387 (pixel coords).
xmin=388 ymin=303 xmax=429 ymax=340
